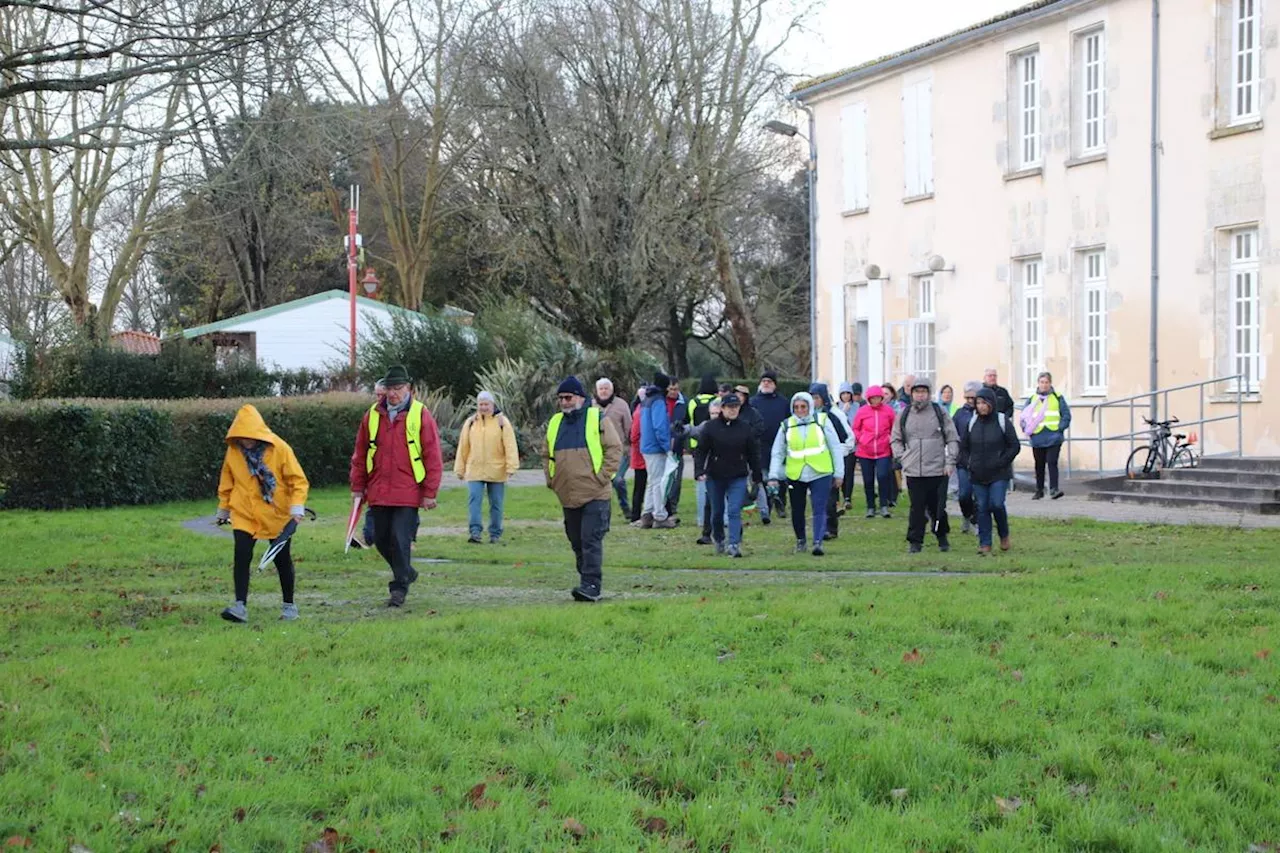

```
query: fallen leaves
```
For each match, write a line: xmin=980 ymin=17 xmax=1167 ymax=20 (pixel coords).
xmin=994 ymin=796 xmax=1022 ymax=816
xmin=303 ymin=828 xmax=342 ymax=853
xmin=902 ymin=648 xmax=924 ymax=665
xmin=233 ymin=807 xmax=246 ymax=823
xmin=1067 ymin=783 xmax=1091 ymax=798
xmin=639 ymin=816 xmax=668 ymax=835
xmin=463 ymin=782 xmax=498 ymax=810
xmin=4 ymin=837 xmax=31 ymax=848
xmin=562 ymin=818 xmax=587 ymax=839
xmin=1256 ymin=649 xmax=1272 ymax=661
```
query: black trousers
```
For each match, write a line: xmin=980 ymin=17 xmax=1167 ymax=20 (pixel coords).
xmin=630 ymin=468 xmax=648 ymax=522
xmin=906 ymin=475 xmax=950 ymax=545
xmin=665 ymin=454 xmax=685 ymax=516
xmin=841 ymin=452 xmax=857 ymax=502
xmin=1033 ymin=444 xmax=1062 ymax=492
xmin=563 ymin=499 xmax=610 ymax=591
xmin=233 ymin=529 xmax=294 ymax=604
xmin=372 ymin=505 xmax=419 ymax=594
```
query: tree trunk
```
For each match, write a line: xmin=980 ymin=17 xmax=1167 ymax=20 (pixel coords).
xmin=709 ymin=218 xmax=757 ymax=377
xmin=666 ymin=303 xmax=691 ymax=378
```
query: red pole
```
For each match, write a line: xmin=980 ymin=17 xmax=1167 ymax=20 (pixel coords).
xmin=347 ymin=201 xmax=358 ymax=372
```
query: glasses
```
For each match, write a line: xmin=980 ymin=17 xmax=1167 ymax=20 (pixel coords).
xmin=964 ymin=396 xmax=976 ymax=402
xmin=557 ymin=394 xmax=576 ymax=401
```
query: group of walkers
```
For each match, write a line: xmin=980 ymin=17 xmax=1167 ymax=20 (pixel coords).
xmin=211 ymin=363 xmax=1072 ymax=618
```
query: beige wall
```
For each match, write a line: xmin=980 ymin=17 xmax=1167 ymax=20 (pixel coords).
xmin=805 ymin=0 xmax=1278 ymax=470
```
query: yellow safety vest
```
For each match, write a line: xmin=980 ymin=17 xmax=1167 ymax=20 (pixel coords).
xmin=546 ymin=406 xmax=603 ymax=478
xmin=687 ymin=394 xmax=716 ymax=449
xmin=784 ymin=415 xmax=834 ymax=480
xmin=1027 ymin=393 xmax=1062 ymax=434
xmin=366 ymin=399 xmax=427 ymax=483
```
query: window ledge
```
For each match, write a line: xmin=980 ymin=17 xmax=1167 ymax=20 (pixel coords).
xmin=1065 ymin=152 xmax=1106 ymax=168
xmin=1208 ymin=393 xmax=1262 ymax=404
xmin=1209 ymin=120 xmax=1263 ymax=140
xmin=902 ymin=193 xmax=934 ymax=205
xmin=1078 ymin=391 xmax=1109 ymax=399
xmin=841 ymin=207 xmax=870 ymax=218
xmin=1003 ymin=166 xmax=1043 ymax=182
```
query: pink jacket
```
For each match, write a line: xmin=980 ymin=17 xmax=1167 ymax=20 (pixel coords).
xmin=852 ymin=401 xmax=896 ymax=460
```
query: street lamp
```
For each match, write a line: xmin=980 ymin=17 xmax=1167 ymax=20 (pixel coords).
xmin=765 ymin=113 xmax=818 ymax=380
xmin=361 ymin=267 xmax=380 ymax=296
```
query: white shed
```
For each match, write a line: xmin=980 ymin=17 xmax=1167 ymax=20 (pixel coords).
xmin=180 ymin=290 xmax=472 ymax=372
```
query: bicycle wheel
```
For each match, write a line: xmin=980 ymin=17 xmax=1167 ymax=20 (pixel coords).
xmin=1126 ymin=446 xmax=1161 ymax=479
xmin=1169 ymin=446 xmax=1197 ymax=469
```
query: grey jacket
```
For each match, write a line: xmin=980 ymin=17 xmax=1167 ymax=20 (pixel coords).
xmin=890 ymin=402 xmax=960 ymax=478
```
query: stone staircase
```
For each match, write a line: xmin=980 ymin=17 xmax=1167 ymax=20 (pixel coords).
xmin=1089 ymin=457 xmax=1280 ymax=515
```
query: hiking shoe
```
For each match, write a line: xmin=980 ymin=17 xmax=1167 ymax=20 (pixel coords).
xmin=812 ymin=545 xmax=825 ymax=557
xmin=1000 ymin=536 xmax=1011 ymax=551
xmin=697 ymin=535 xmax=713 ymax=545
xmin=1050 ymin=489 xmax=1065 ymax=500
xmin=1032 ymin=490 xmax=1045 ymax=500
xmin=632 ymin=513 xmax=654 ymax=529
xmin=727 ymin=544 xmax=742 ymax=558
xmin=794 ymin=539 xmax=807 ymax=553
xmin=844 ymin=500 xmax=853 ymax=513
xmin=961 ymin=518 xmax=972 ymax=534
xmin=823 ymin=531 xmax=836 ymax=541
xmin=571 ymin=585 xmax=602 ymax=602
xmin=387 ymin=590 xmax=407 ymax=608
xmin=653 ymin=517 xmax=678 ymax=529
xmin=907 ymin=543 xmax=922 ymax=554
xmin=489 ymin=534 xmax=501 ymax=544
xmin=467 ymin=535 xmax=482 ymax=544
xmin=220 ymin=601 xmax=248 ymax=623
xmin=880 ymin=507 xmax=892 ymax=519
xmin=938 ymin=536 xmax=950 ymax=553
xmin=978 ymin=546 xmax=992 ymax=556
xmin=761 ymin=515 xmax=771 ymax=525
xmin=714 ymin=540 xmax=726 ymax=555
xmin=280 ymin=603 xmax=299 ymax=621
xmin=865 ymin=508 xmax=876 ymax=519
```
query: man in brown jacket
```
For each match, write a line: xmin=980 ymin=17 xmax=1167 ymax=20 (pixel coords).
xmin=545 ymin=376 xmax=623 ymax=602
xmin=594 ymin=377 xmax=633 ymax=516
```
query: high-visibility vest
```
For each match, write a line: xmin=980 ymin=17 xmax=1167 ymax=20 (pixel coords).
xmin=784 ymin=415 xmax=834 ymax=480
xmin=367 ymin=399 xmax=427 ymax=483
xmin=1027 ymin=393 xmax=1062 ymax=434
xmin=687 ymin=394 xmax=716 ymax=449
xmin=546 ymin=406 xmax=603 ymax=477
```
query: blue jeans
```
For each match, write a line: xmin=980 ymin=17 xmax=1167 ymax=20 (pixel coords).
xmin=467 ymin=481 xmax=506 ymax=539
xmin=613 ymin=449 xmax=631 ymax=513
xmin=957 ymin=468 xmax=975 ymax=522
xmin=788 ymin=475 xmax=833 ymax=544
xmin=695 ymin=477 xmax=708 ymax=533
xmin=707 ymin=476 xmax=749 ymax=546
xmin=973 ymin=480 xmax=1010 ymax=548
xmin=859 ymin=457 xmax=894 ymax=510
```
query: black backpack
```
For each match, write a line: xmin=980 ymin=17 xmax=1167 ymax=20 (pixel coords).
xmin=898 ymin=403 xmax=948 ymax=446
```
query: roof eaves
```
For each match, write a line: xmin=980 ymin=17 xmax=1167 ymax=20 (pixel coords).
xmin=792 ymin=0 xmax=1076 ymax=101
xmin=182 ymin=291 xmax=419 ymax=338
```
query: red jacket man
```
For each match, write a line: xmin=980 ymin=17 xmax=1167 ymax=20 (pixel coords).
xmin=350 ymin=364 xmax=443 ymax=607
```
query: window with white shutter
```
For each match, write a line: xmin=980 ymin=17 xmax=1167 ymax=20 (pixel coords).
xmin=1019 ymin=259 xmax=1044 ymax=394
xmin=1231 ymin=0 xmax=1260 ymax=123
xmin=1229 ymin=229 xmax=1261 ymax=391
xmin=1075 ymin=28 xmax=1105 ymax=155
xmin=840 ymin=102 xmax=869 ymax=212
xmin=902 ymin=78 xmax=933 ymax=198
xmin=1082 ymin=250 xmax=1107 ymax=394
xmin=1012 ymin=49 xmax=1041 ymax=169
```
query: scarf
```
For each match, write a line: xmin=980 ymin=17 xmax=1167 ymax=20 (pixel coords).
xmin=240 ymin=441 xmax=276 ymax=504
xmin=1021 ymin=393 xmax=1052 ymax=434
xmin=386 ymin=394 xmax=410 ymax=421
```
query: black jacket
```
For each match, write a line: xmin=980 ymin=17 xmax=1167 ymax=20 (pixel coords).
xmin=953 ymin=405 xmax=977 ymax=469
xmin=986 ymin=383 xmax=1016 ymax=419
xmin=961 ymin=411 xmax=1021 ymax=484
xmin=693 ymin=415 xmax=761 ymax=482
xmin=735 ymin=402 xmax=766 ymax=481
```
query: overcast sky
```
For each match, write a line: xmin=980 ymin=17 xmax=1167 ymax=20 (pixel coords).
xmin=773 ymin=0 xmax=1029 ymax=82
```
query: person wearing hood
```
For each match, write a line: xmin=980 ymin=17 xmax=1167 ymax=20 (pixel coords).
xmin=637 ymin=374 xmax=679 ymax=529
xmin=628 ymin=389 xmax=647 ymax=522
xmin=455 ymin=390 xmax=520 ymax=544
xmin=768 ymin=391 xmax=844 ymax=556
xmin=594 ymin=378 xmax=633 ymax=517
xmin=852 ymin=385 xmax=897 ymax=518
xmin=545 ymin=376 xmax=623 ymax=601
xmin=952 ymin=380 xmax=983 ymax=533
xmin=810 ymin=382 xmax=851 ymax=541
xmin=751 ymin=370 xmax=791 ymax=523
xmin=695 ymin=394 xmax=761 ymax=557
xmin=216 ymin=404 xmax=310 ymax=623
xmin=664 ymin=375 xmax=690 ymax=517
xmin=1020 ymin=371 xmax=1072 ymax=499
xmin=350 ymin=364 xmax=444 ymax=608
xmin=836 ymin=382 xmax=863 ymax=511
xmin=962 ymin=387 xmax=1022 ymax=554
xmin=890 ymin=379 xmax=960 ymax=553
xmin=688 ymin=374 xmax=720 ymax=545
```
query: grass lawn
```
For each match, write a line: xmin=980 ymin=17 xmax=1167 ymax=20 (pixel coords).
xmin=2 ymin=483 xmax=1279 ymax=851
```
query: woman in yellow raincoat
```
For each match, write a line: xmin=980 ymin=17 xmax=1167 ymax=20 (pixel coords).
xmin=215 ymin=405 xmax=309 ymax=623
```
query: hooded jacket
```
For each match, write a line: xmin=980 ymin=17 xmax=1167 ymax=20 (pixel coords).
xmin=890 ymin=397 xmax=960 ymax=478
xmin=629 ymin=400 xmax=645 ymax=470
xmin=350 ymin=394 xmax=444 ymax=507
xmin=639 ymin=386 xmax=672 ymax=455
xmin=218 ymin=405 xmax=309 ymax=540
xmin=768 ymin=392 xmax=845 ymax=483
xmin=953 ymin=404 xmax=978 ymax=469
xmin=544 ymin=402 xmax=623 ymax=508
xmin=809 ymin=382 xmax=851 ymax=446
xmin=963 ymin=390 xmax=1022 ymax=484
xmin=836 ymin=381 xmax=862 ymax=425
xmin=454 ymin=409 xmax=520 ymax=482
xmin=852 ymin=386 xmax=896 ymax=460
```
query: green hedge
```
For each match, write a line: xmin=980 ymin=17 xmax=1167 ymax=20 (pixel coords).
xmin=0 ymin=394 xmax=469 ymax=510
xmin=677 ymin=377 xmax=812 ymax=402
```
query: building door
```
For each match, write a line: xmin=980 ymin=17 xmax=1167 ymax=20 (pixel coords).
xmin=855 ymin=320 xmax=870 ymax=388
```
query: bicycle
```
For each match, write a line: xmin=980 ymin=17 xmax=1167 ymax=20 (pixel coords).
xmin=1125 ymin=417 xmax=1197 ymax=479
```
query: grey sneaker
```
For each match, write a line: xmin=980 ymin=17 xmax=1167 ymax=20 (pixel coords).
xmin=280 ymin=603 xmax=299 ymax=621
xmin=220 ymin=601 xmax=248 ymax=623
xmin=652 ymin=517 xmax=678 ymax=529
xmin=727 ymin=544 xmax=742 ymax=558
xmin=714 ymin=541 xmax=726 ymax=555
xmin=489 ymin=534 xmax=501 ymax=544
xmin=961 ymin=518 xmax=973 ymax=535
xmin=880 ymin=507 xmax=892 ymax=519
xmin=865 ymin=508 xmax=876 ymax=519
xmin=794 ymin=539 xmax=807 ymax=553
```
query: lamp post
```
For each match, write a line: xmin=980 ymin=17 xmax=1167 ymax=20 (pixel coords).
xmin=765 ymin=116 xmax=818 ymax=380
xmin=344 ymin=185 xmax=363 ymax=372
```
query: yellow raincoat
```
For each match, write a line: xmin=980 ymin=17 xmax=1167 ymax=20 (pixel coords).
xmin=454 ymin=412 xmax=520 ymax=482
xmin=217 ymin=405 xmax=309 ymax=540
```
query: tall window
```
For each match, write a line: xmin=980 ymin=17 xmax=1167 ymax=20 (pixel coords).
xmin=909 ymin=275 xmax=936 ymax=384
xmin=841 ymin=102 xmax=869 ymax=212
xmin=1015 ymin=50 xmax=1041 ymax=168
xmin=902 ymin=78 xmax=934 ymax=197
xmin=1083 ymin=250 xmax=1108 ymax=394
xmin=1232 ymin=0 xmax=1260 ymax=123
xmin=1021 ymin=260 xmax=1044 ymax=393
xmin=1077 ymin=29 xmax=1106 ymax=154
xmin=1229 ymin=229 xmax=1261 ymax=391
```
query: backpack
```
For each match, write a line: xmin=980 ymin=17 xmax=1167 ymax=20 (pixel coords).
xmin=898 ymin=402 xmax=949 ymax=446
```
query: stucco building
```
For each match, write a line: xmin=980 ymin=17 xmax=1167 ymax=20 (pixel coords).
xmin=795 ymin=0 xmax=1276 ymax=468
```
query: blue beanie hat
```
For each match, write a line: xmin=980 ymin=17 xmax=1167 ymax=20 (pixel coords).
xmin=557 ymin=376 xmax=586 ymax=398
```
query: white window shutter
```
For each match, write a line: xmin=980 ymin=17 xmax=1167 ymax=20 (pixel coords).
xmin=840 ymin=104 xmax=869 ymax=211
xmin=916 ymin=80 xmax=933 ymax=193
xmin=902 ymin=85 xmax=919 ymax=197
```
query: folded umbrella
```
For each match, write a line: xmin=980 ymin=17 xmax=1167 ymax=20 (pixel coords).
xmin=259 ymin=508 xmax=316 ymax=571
xmin=343 ymin=495 xmax=364 ymax=554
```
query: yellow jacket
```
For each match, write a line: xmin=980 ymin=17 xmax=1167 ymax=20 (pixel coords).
xmin=454 ymin=411 xmax=520 ymax=482
xmin=217 ymin=405 xmax=309 ymax=540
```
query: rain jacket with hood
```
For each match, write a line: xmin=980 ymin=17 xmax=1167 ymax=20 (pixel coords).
xmin=852 ymin=386 xmax=896 ymax=460
xmin=836 ymin=381 xmax=862 ymax=424
xmin=768 ymin=392 xmax=845 ymax=483
xmin=891 ymin=392 xmax=961 ymax=478
xmin=809 ymin=382 xmax=851 ymax=446
xmin=454 ymin=408 xmax=520 ymax=482
xmin=218 ymin=405 xmax=309 ymax=540
xmin=350 ymin=395 xmax=444 ymax=507
xmin=639 ymin=386 xmax=672 ymax=455
xmin=630 ymin=399 xmax=645 ymax=470
xmin=963 ymin=388 xmax=1022 ymax=484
